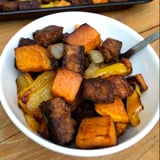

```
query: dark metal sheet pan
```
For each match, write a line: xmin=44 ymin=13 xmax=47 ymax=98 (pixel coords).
xmin=0 ymin=0 xmax=152 ymax=21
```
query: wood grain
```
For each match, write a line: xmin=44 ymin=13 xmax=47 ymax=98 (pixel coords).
xmin=0 ymin=0 xmax=159 ymax=159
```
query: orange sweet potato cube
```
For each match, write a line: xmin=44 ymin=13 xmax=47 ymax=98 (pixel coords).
xmin=15 ymin=44 xmax=52 ymax=72
xmin=92 ymin=0 xmax=109 ymax=4
xmin=63 ymin=23 xmax=101 ymax=52
xmin=95 ymin=96 xmax=129 ymax=123
xmin=51 ymin=68 xmax=83 ymax=103
xmin=75 ymin=116 xmax=117 ymax=149
xmin=115 ymin=122 xmax=128 ymax=136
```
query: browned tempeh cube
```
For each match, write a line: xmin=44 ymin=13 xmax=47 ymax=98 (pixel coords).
xmin=18 ymin=38 xmax=36 ymax=47
xmin=33 ymin=25 xmax=63 ymax=47
xmin=19 ymin=0 xmax=40 ymax=10
xmin=63 ymin=44 xmax=85 ymax=74
xmin=82 ymin=78 xmax=114 ymax=103
xmin=40 ymin=97 xmax=76 ymax=145
xmin=2 ymin=1 xmax=18 ymax=11
xmin=72 ymin=0 xmax=93 ymax=5
xmin=109 ymin=75 xmax=133 ymax=99
xmin=101 ymin=38 xmax=122 ymax=63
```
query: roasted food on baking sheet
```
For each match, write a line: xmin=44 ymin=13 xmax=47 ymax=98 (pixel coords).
xmin=72 ymin=0 xmax=93 ymax=5
xmin=1 ymin=1 xmax=18 ymax=11
xmin=92 ymin=0 xmax=109 ymax=4
xmin=15 ymin=23 xmax=148 ymax=149
xmin=0 ymin=0 xmax=129 ymax=12
xmin=19 ymin=0 xmax=40 ymax=10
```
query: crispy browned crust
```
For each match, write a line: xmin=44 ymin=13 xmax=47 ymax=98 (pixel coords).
xmin=40 ymin=97 xmax=76 ymax=145
xmin=72 ymin=101 xmax=97 ymax=124
xmin=63 ymin=44 xmax=85 ymax=74
xmin=82 ymin=78 xmax=114 ymax=103
xmin=33 ymin=25 xmax=63 ymax=48
xmin=127 ymin=73 xmax=148 ymax=92
xmin=101 ymin=38 xmax=122 ymax=63
xmin=109 ymin=75 xmax=133 ymax=99
xmin=82 ymin=75 xmax=133 ymax=103
xmin=18 ymin=38 xmax=36 ymax=47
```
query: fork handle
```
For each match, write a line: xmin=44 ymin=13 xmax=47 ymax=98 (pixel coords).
xmin=120 ymin=31 xmax=160 ymax=58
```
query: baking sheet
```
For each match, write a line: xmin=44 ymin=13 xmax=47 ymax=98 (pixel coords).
xmin=0 ymin=0 xmax=152 ymax=20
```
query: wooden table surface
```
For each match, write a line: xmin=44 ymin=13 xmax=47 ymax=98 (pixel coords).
xmin=0 ymin=0 xmax=159 ymax=159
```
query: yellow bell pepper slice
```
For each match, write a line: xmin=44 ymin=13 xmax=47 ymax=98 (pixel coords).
xmin=40 ymin=2 xmax=54 ymax=8
xmin=126 ymin=86 xmax=144 ymax=126
xmin=84 ymin=60 xmax=132 ymax=79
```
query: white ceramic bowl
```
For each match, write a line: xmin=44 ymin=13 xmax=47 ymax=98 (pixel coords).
xmin=0 ymin=11 xmax=159 ymax=157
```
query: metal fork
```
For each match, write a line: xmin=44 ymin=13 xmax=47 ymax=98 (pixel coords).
xmin=120 ymin=31 xmax=160 ymax=59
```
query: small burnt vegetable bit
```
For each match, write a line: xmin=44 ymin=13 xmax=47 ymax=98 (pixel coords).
xmin=72 ymin=101 xmax=97 ymax=124
xmin=40 ymin=97 xmax=76 ymax=145
xmin=33 ymin=25 xmax=64 ymax=48
xmin=126 ymin=73 xmax=148 ymax=92
xmin=18 ymin=38 xmax=36 ymax=47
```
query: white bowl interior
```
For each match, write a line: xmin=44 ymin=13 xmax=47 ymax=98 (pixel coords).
xmin=0 ymin=11 xmax=159 ymax=157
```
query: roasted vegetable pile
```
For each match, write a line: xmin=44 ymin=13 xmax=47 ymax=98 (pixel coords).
xmin=0 ymin=0 xmax=128 ymax=12
xmin=15 ymin=23 xmax=148 ymax=149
